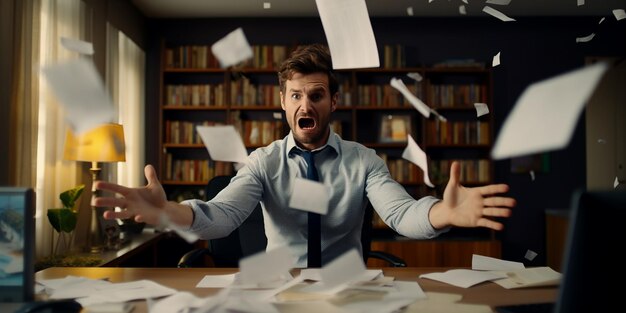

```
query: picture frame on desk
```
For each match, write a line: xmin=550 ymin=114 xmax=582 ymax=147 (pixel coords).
xmin=379 ymin=114 xmax=411 ymax=143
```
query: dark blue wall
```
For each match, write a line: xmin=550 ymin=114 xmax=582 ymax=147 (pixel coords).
xmin=145 ymin=16 xmax=626 ymax=265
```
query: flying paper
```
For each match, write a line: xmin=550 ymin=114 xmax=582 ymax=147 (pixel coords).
xmin=491 ymin=62 xmax=609 ymax=160
xmin=315 ymin=0 xmax=379 ymax=69
xmin=211 ymin=27 xmax=253 ymax=68
xmin=402 ymin=135 xmax=435 ymax=188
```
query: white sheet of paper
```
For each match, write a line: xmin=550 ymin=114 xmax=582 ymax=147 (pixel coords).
xmin=40 ymin=58 xmax=115 ymax=134
xmin=492 ymin=51 xmax=501 ymax=67
xmin=486 ymin=0 xmax=512 ymax=5
xmin=599 ymin=17 xmax=605 ymax=24
xmin=492 ymin=267 xmax=561 ymax=289
xmin=525 ymin=249 xmax=538 ymax=261
xmin=196 ymin=125 xmax=249 ymax=164
xmin=74 ymin=280 xmax=177 ymax=307
xmin=302 ymin=249 xmax=366 ymax=294
xmin=491 ymin=62 xmax=609 ymax=160
xmin=615 ymin=176 xmax=620 ymax=188
xmin=390 ymin=78 xmax=430 ymax=118
xmin=288 ymin=177 xmax=329 ymax=214
xmin=482 ymin=6 xmax=516 ymax=22
xmin=577 ymin=0 xmax=585 ymax=6
xmin=315 ymin=0 xmax=379 ymax=69
xmin=474 ymin=103 xmax=490 ymax=117
xmin=471 ymin=254 xmax=525 ymax=271
xmin=407 ymin=72 xmax=422 ymax=82
xmin=196 ymin=274 xmax=237 ymax=288
xmin=150 ymin=292 xmax=199 ymax=313
xmin=613 ymin=9 xmax=626 ymax=21
xmin=211 ymin=27 xmax=253 ymax=68
xmin=402 ymin=135 xmax=435 ymax=187
xmin=419 ymin=269 xmax=507 ymax=289
xmin=60 ymin=37 xmax=94 ymax=55
xmin=337 ymin=281 xmax=427 ymax=313
xmin=239 ymin=246 xmax=295 ymax=286
xmin=576 ymin=33 xmax=595 ymax=43
xmin=459 ymin=5 xmax=467 ymax=15
xmin=407 ymin=7 xmax=413 ymax=16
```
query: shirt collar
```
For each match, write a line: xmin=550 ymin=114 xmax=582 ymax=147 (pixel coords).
xmin=286 ymin=129 xmax=339 ymax=157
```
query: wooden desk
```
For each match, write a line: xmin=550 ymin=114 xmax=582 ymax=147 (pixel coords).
xmin=36 ymin=267 xmax=558 ymax=312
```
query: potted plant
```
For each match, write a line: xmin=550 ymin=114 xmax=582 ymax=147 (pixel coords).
xmin=35 ymin=184 xmax=102 ymax=271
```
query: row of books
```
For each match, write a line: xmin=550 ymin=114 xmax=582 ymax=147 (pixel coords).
xmin=164 ymin=121 xmax=224 ymax=144
xmin=164 ymin=154 xmax=233 ymax=182
xmin=165 ymin=84 xmax=226 ymax=107
xmin=425 ymin=120 xmax=490 ymax=145
xmin=429 ymin=159 xmax=491 ymax=184
xmin=164 ymin=45 xmax=289 ymax=69
xmin=229 ymin=78 xmax=281 ymax=107
xmin=425 ymin=84 xmax=487 ymax=108
xmin=231 ymin=119 xmax=286 ymax=146
xmin=382 ymin=44 xmax=406 ymax=68
xmin=379 ymin=153 xmax=423 ymax=184
xmin=354 ymin=83 xmax=421 ymax=107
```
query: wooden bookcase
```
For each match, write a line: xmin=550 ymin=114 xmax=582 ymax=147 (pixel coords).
xmin=157 ymin=40 xmax=500 ymax=265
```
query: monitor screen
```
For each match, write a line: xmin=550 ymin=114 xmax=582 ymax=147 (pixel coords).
xmin=0 ymin=187 xmax=34 ymax=302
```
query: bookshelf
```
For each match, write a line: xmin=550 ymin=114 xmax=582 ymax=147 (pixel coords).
xmin=157 ymin=41 xmax=500 ymax=264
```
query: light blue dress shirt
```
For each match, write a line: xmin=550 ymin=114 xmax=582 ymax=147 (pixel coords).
xmin=184 ymin=131 xmax=447 ymax=267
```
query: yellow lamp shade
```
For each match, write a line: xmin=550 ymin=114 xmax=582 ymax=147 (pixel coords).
xmin=63 ymin=123 xmax=126 ymax=162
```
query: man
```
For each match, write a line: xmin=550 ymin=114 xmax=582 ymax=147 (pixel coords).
xmin=93 ymin=44 xmax=515 ymax=268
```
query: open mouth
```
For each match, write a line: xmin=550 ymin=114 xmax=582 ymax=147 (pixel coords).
xmin=297 ymin=117 xmax=316 ymax=130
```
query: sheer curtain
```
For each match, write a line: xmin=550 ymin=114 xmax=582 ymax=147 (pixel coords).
xmin=106 ymin=23 xmax=146 ymax=188
xmin=35 ymin=0 xmax=86 ymax=257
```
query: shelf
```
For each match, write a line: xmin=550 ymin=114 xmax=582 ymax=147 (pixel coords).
xmin=164 ymin=68 xmax=226 ymax=73
xmin=229 ymin=105 xmax=282 ymax=110
xmin=162 ymin=105 xmax=228 ymax=110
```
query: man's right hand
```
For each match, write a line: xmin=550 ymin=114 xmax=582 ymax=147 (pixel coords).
xmin=92 ymin=164 xmax=193 ymax=227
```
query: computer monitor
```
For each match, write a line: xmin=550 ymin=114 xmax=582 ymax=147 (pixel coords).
xmin=554 ymin=189 xmax=625 ymax=313
xmin=0 ymin=187 xmax=35 ymax=302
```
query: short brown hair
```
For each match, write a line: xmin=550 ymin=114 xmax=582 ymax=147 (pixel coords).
xmin=277 ymin=43 xmax=339 ymax=96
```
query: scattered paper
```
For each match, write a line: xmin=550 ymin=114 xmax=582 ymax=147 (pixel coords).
xmin=315 ymin=0 xmax=380 ymax=69
xmin=492 ymin=51 xmax=501 ymax=67
xmin=472 ymin=254 xmax=525 ymax=271
xmin=74 ymin=280 xmax=177 ymax=307
xmin=404 ymin=291 xmax=492 ymax=313
xmin=599 ymin=17 xmax=605 ymax=24
xmin=491 ymin=62 xmax=609 ymax=160
xmin=196 ymin=125 xmax=249 ymax=164
xmin=576 ymin=33 xmax=595 ymax=43
xmin=462 ymin=0 xmax=468 ymax=4
xmin=614 ymin=9 xmax=626 ymax=21
xmin=407 ymin=7 xmax=413 ymax=16
xmin=85 ymin=303 xmax=134 ymax=313
xmin=459 ymin=5 xmax=467 ymax=15
xmin=482 ymin=6 xmax=516 ymax=22
xmin=486 ymin=0 xmax=512 ymax=5
xmin=196 ymin=274 xmax=237 ymax=288
xmin=332 ymin=281 xmax=427 ymax=313
xmin=402 ymin=135 xmax=435 ymax=188
xmin=419 ymin=269 xmax=507 ymax=288
xmin=211 ymin=27 xmax=253 ymax=68
xmin=60 ymin=37 xmax=94 ymax=55
xmin=525 ymin=250 xmax=538 ymax=261
xmin=273 ymin=112 xmax=282 ymax=119
xmin=492 ymin=267 xmax=561 ymax=289
xmin=239 ymin=246 xmax=295 ymax=286
xmin=302 ymin=249 xmax=367 ymax=294
xmin=407 ymin=72 xmax=422 ymax=82
xmin=40 ymin=58 xmax=115 ymax=134
xmin=288 ymin=177 xmax=330 ymax=214
xmin=530 ymin=170 xmax=536 ymax=181
xmin=390 ymin=78 xmax=430 ymax=118
xmin=474 ymin=103 xmax=490 ymax=117
xmin=263 ymin=2 xmax=271 ymax=9
xmin=598 ymin=138 xmax=606 ymax=144
xmin=615 ymin=176 xmax=620 ymax=189
xmin=577 ymin=0 xmax=584 ymax=6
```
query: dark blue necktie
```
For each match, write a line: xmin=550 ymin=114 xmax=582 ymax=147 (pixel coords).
xmin=302 ymin=150 xmax=321 ymax=268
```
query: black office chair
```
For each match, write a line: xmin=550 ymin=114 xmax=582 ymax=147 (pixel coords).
xmin=178 ymin=175 xmax=406 ymax=268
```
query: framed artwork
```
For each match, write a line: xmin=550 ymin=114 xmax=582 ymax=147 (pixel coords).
xmin=379 ymin=114 xmax=411 ymax=143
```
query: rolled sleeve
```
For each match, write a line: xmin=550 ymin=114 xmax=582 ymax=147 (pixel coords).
xmin=394 ymin=196 xmax=450 ymax=239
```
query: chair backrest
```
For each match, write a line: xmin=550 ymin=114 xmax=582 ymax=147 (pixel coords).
xmin=205 ymin=175 xmax=379 ymax=266
xmin=204 ymin=175 xmax=266 ymax=267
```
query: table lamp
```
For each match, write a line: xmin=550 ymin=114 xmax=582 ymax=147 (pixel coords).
xmin=63 ymin=123 xmax=126 ymax=253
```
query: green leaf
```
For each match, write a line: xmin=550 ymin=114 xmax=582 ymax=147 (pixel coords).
xmin=47 ymin=208 xmax=77 ymax=233
xmin=60 ymin=184 xmax=85 ymax=211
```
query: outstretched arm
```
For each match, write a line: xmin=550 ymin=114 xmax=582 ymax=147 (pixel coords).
xmin=428 ymin=161 xmax=515 ymax=231
xmin=92 ymin=164 xmax=193 ymax=227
